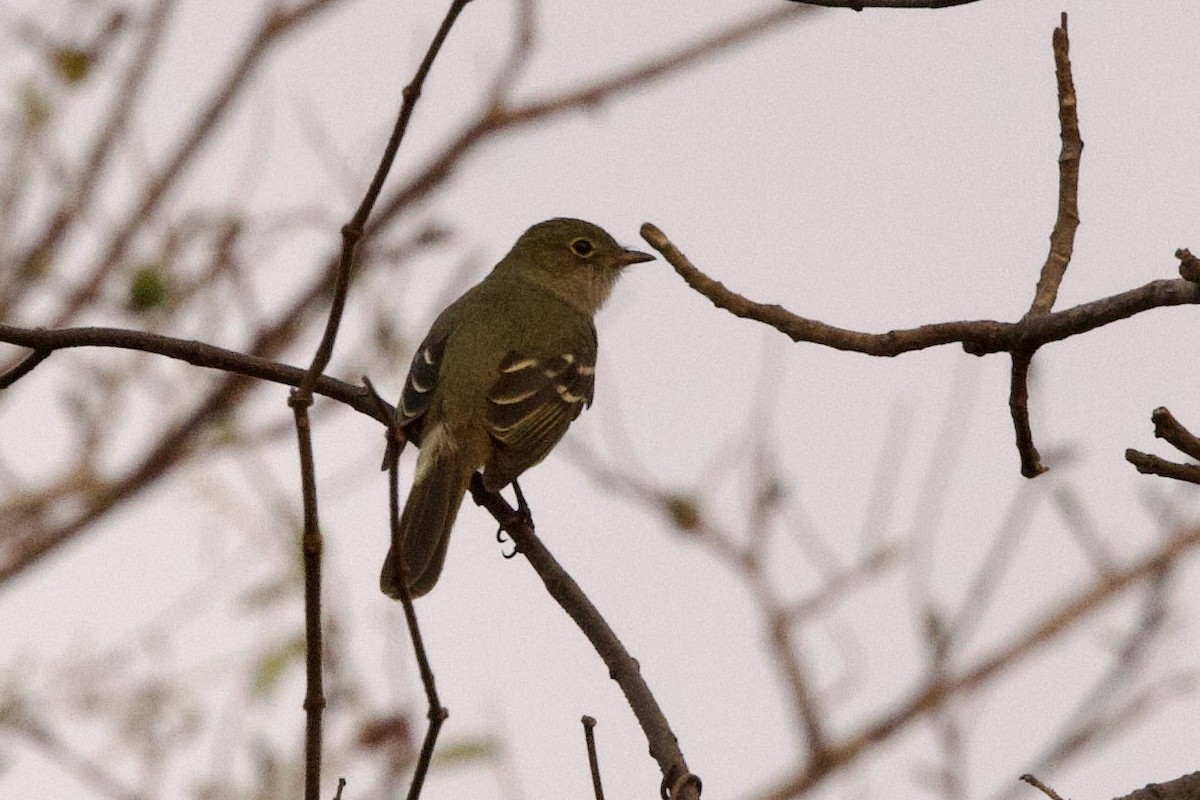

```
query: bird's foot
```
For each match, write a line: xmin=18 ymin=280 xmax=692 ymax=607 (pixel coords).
xmin=495 ymin=479 xmax=533 ymax=558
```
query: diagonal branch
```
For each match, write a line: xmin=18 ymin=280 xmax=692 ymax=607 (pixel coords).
xmin=468 ymin=477 xmax=701 ymax=800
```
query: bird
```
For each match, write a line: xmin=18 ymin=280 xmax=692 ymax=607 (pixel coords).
xmin=380 ymin=217 xmax=654 ymax=599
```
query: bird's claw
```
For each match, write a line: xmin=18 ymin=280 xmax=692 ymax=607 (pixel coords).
xmin=496 ymin=525 xmax=518 ymax=558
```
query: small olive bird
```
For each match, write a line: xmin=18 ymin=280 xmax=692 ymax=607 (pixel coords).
xmin=380 ymin=218 xmax=654 ymax=599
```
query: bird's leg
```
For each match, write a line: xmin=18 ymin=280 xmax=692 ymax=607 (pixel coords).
xmin=494 ymin=478 xmax=532 ymax=559
xmin=511 ymin=478 xmax=533 ymax=526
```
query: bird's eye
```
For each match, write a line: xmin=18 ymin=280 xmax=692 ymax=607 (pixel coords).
xmin=570 ymin=238 xmax=595 ymax=257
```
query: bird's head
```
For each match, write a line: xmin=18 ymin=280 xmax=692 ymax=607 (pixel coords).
xmin=499 ymin=218 xmax=654 ymax=315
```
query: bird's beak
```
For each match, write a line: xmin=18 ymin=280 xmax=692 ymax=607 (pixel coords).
xmin=616 ymin=248 xmax=655 ymax=268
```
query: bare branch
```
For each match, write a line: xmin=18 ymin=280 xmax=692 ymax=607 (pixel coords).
xmin=287 ymin=385 xmax=326 ymax=800
xmin=1028 ymin=13 xmax=1083 ymax=316
xmin=289 ymin=3 xmax=474 ymax=795
xmin=582 ymin=716 xmax=606 ymax=800
xmin=641 ymin=224 xmax=1200 ymax=359
xmin=644 ymin=220 xmax=1198 ymax=478
xmin=384 ymin=424 xmax=447 ymax=800
xmin=1002 ymin=13 xmax=1086 ymax=475
xmin=298 ymin=0 xmax=473 ymax=398
xmin=1020 ymin=774 xmax=1065 ymax=800
xmin=1125 ymin=407 xmax=1200 ymax=485
xmin=1125 ymin=451 xmax=1200 ymax=486
xmin=0 ymin=315 xmax=391 ymax=588
xmin=0 ymin=324 xmax=377 ymax=418
xmin=1009 ymin=351 xmax=1046 ymax=477
xmin=1149 ymin=407 xmax=1200 ymax=460
xmin=468 ymin=476 xmax=701 ymax=800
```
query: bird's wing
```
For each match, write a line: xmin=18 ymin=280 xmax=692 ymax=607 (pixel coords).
xmin=483 ymin=351 xmax=595 ymax=490
xmin=396 ymin=332 xmax=448 ymax=444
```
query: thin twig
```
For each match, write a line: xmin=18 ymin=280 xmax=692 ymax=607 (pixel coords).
xmin=288 ymin=389 xmax=326 ymax=800
xmin=0 ymin=347 xmax=51 ymax=390
xmin=368 ymin=5 xmax=818 ymax=228
xmin=1126 ymin=406 xmax=1200 ymax=484
xmin=368 ymin=371 xmax=443 ymax=800
xmin=1006 ymin=12 xmax=1084 ymax=478
xmin=289 ymin=3 xmax=473 ymax=797
xmin=502 ymin=6 xmax=818 ymax=124
xmin=385 ymin=435 xmax=447 ymax=800
xmin=484 ymin=0 xmax=535 ymax=105
xmin=780 ymin=546 xmax=902 ymax=622
xmin=298 ymin=0 xmax=474 ymax=399
xmin=582 ymin=716 xmax=605 ymax=800
xmin=1020 ymin=774 xmax=1064 ymax=800
xmin=1050 ymin=483 xmax=1117 ymax=574
xmin=1028 ymin=13 xmax=1083 ymax=316
xmin=1009 ymin=351 xmax=1045 ymax=477
xmin=942 ymin=482 xmax=1040 ymax=649
xmin=998 ymin=572 xmax=1173 ymax=800
xmin=1150 ymin=407 xmax=1200 ymax=460
xmin=765 ymin=607 xmax=829 ymax=761
xmin=1124 ymin=450 xmax=1200 ymax=485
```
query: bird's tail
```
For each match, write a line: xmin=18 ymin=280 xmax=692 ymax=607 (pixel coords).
xmin=380 ymin=426 xmax=470 ymax=599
